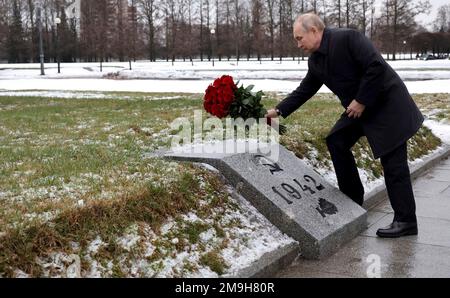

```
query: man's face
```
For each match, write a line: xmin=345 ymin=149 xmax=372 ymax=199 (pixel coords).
xmin=294 ymin=23 xmax=321 ymax=54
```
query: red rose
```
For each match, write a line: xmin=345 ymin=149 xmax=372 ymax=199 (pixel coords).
xmin=204 ymin=100 xmax=212 ymax=113
xmin=211 ymin=105 xmax=219 ymax=117
xmin=203 ymin=75 xmax=237 ymax=119
xmin=213 ymin=77 xmax=222 ymax=88
xmin=220 ymin=75 xmax=233 ymax=85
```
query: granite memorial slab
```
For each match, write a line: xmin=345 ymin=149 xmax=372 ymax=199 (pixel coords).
xmin=165 ymin=141 xmax=367 ymax=259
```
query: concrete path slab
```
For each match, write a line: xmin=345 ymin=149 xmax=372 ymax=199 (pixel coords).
xmin=373 ymin=198 xmax=450 ymax=222
xmin=366 ymin=211 xmax=390 ymax=228
xmin=434 ymin=158 xmax=450 ymax=170
xmin=362 ymin=215 xmax=450 ymax=248
xmin=422 ymin=170 xmax=450 ymax=182
xmin=412 ymin=179 xmax=449 ymax=197
xmin=277 ymin=235 xmax=450 ymax=278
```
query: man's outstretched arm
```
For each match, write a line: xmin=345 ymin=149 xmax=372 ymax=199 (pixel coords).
xmin=266 ymin=70 xmax=323 ymax=118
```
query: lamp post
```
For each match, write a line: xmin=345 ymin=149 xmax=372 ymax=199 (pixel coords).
xmin=403 ymin=40 xmax=407 ymax=60
xmin=55 ymin=17 xmax=61 ymax=73
xmin=37 ymin=7 xmax=45 ymax=75
xmin=210 ymin=28 xmax=216 ymax=67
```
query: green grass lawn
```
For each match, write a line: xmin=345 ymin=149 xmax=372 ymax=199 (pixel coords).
xmin=0 ymin=92 xmax=446 ymax=277
xmin=413 ymin=93 xmax=450 ymax=123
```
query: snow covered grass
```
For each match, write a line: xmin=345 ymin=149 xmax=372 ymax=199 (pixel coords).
xmin=0 ymin=94 xmax=297 ymax=277
xmin=414 ymin=93 xmax=450 ymax=123
xmin=0 ymin=90 xmax=197 ymax=101
xmin=0 ymin=92 xmax=446 ymax=277
xmin=2 ymin=60 xmax=450 ymax=95
xmin=1 ymin=59 xmax=450 ymax=81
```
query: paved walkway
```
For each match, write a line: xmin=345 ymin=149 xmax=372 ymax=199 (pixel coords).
xmin=275 ymin=156 xmax=450 ymax=278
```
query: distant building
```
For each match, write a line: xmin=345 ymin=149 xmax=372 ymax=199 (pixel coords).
xmin=63 ymin=0 xmax=130 ymax=38
xmin=65 ymin=0 xmax=81 ymax=35
xmin=69 ymin=0 xmax=136 ymax=60
xmin=66 ymin=0 xmax=81 ymax=19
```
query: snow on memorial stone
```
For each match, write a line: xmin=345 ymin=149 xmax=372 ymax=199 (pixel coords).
xmin=165 ymin=141 xmax=367 ymax=259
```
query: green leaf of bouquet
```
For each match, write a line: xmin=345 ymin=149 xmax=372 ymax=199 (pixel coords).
xmin=260 ymin=109 xmax=268 ymax=118
xmin=256 ymin=91 xmax=264 ymax=98
xmin=245 ymin=85 xmax=255 ymax=92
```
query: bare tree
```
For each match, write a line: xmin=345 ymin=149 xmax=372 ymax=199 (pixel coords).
xmin=205 ymin=0 xmax=211 ymax=60
xmin=234 ymin=0 xmax=242 ymax=61
xmin=251 ymin=0 xmax=264 ymax=61
xmin=370 ymin=0 xmax=375 ymax=38
xmin=381 ymin=0 xmax=391 ymax=59
xmin=79 ymin=0 xmax=110 ymax=63
xmin=138 ymin=0 xmax=158 ymax=61
xmin=311 ymin=0 xmax=318 ymax=13
xmin=129 ymin=0 xmax=138 ymax=62
xmin=321 ymin=0 xmax=328 ymax=24
xmin=328 ymin=0 xmax=342 ymax=28
xmin=244 ymin=8 xmax=251 ymax=59
xmin=389 ymin=0 xmax=431 ymax=60
xmin=411 ymin=30 xmax=450 ymax=56
xmin=300 ymin=0 xmax=306 ymax=13
xmin=278 ymin=0 xmax=284 ymax=60
xmin=361 ymin=0 xmax=367 ymax=35
xmin=24 ymin=0 xmax=37 ymax=62
xmin=7 ymin=0 xmax=28 ymax=62
xmin=186 ymin=0 xmax=194 ymax=62
xmin=161 ymin=0 xmax=178 ymax=62
xmin=278 ymin=0 xmax=295 ymax=60
xmin=434 ymin=4 xmax=450 ymax=32
xmin=199 ymin=0 xmax=204 ymax=60
xmin=214 ymin=0 xmax=221 ymax=60
xmin=114 ymin=0 xmax=126 ymax=61
xmin=286 ymin=0 xmax=295 ymax=59
xmin=0 ymin=0 xmax=12 ymax=60
xmin=266 ymin=0 xmax=276 ymax=60
xmin=224 ymin=0 xmax=232 ymax=60
xmin=345 ymin=0 xmax=350 ymax=27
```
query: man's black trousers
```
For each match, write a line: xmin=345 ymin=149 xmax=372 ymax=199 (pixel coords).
xmin=326 ymin=121 xmax=417 ymax=223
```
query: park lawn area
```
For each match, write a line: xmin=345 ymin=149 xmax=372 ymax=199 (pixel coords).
xmin=0 ymin=92 xmax=445 ymax=277
xmin=412 ymin=93 xmax=450 ymax=123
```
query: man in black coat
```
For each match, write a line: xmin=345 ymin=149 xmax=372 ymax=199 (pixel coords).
xmin=266 ymin=13 xmax=424 ymax=238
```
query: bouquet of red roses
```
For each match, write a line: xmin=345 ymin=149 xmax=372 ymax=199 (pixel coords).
xmin=203 ymin=75 xmax=286 ymax=134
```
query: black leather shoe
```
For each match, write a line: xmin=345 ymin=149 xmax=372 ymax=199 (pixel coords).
xmin=376 ymin=221 xmax=418 ymax=238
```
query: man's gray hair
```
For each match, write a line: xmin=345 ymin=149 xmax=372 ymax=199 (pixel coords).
xmin=295 ymin=13 xmax=325 ymax=32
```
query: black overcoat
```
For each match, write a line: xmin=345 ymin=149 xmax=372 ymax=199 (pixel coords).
xmin=276 ymin=27 xmax=424 ymax=159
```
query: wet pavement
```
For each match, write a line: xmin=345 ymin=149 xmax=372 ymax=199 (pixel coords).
xmin=275 ymin=156 xmax=450 ymax=278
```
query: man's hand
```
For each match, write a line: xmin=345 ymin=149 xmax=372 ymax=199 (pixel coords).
xmin=265 ymin=109 xmax=279 ymax=118
xmin=346 ymin=100 xmax=366 ymax=119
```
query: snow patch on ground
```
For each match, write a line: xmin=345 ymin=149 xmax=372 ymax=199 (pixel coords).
xmin=2 ymin=60 xmax=450 ymax=94
xmin=220 ymin=191 xmax=297 ymax=277
xmin=424 ymin=120 xmax=450 ymax=144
